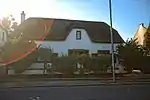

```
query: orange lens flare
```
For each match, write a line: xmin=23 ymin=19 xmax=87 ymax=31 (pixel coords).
xmin=0 ymin=19 xmax=54 ymax=66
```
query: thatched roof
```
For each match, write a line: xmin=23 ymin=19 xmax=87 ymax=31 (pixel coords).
xmin=10 ymin=17 xmax=124 ymax=43
xmin=0 ymin=17 xmax=124 ymax=65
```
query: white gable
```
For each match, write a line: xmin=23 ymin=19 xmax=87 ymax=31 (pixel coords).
xmin=36 ymin=28 xmax=120 ymax=56
xmin=65 ymin=28 xmax=92 ymax=49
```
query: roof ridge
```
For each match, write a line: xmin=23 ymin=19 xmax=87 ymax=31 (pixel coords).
xmin=13 ymin=17 xmax=124 ymax=43
xmin=27 ymin=17 xmax=107 ymax=24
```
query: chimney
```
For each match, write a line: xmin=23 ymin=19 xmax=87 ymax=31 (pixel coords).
xmin=21 ymin=11 xmax=25 ymax=23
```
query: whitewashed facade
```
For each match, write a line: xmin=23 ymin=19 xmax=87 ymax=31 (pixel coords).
xmin=36 ymin=28 xmax=120 ymax=56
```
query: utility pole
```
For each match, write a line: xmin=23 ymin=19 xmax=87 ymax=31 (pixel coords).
xmin=109 ymin=0 xmax=116 ymax=82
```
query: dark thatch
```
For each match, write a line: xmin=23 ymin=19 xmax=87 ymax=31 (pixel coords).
xmin=10 ymin=17 xmax=124 ymax=43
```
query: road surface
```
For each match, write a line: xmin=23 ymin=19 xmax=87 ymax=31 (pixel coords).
xmin=0 ymin=84 xmax=150 ymax=100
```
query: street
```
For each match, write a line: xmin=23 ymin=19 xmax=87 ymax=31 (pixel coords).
xmin=0 ymin=84 xmax=150 ymax=100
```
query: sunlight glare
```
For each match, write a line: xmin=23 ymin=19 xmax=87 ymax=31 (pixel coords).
xmin=0 ymin=0 xmax=58 ymax=23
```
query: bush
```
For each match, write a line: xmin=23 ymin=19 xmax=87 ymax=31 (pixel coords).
xmin=52 ymin=56 xmax=78 ymax=75
xmin=85 ymin=56 xmax=111 ymax=72
xmin=117 ymin=38 xmax=146 ymax=72
xmin=11 ymin=50 xmax=38 ymax=74
xmin=51 ymin=55 xmax=111 ymax=75
xmin=38 ymin=47 xmax=52 ymax=61
xmin=0 ymin=40 xmax=37 ymax=62
xmin=140 ymin=56 xmax=150 ymax=73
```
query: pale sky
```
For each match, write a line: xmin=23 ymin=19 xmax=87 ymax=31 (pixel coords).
xmin=0 ymin=0 xmax=88 ymax=22
xmin=0 ymin=0 xmax=63 ymax=21
xmin=0 ymin=0 xmax=149 ymax=40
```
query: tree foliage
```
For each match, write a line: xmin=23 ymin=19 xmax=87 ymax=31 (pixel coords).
xmin=144 ymin=23 xmax=150 ymax=51
xmin=11 ymin=47 xmax=38 ymax=74
xmin=0 ymin=15 xmax=18 ymax=45
xmin=117 ymin=38 xmax=145 ymax=71
xmin=38 ymin=47 xmax=52 ymax=61
xmin=78 ymin=54 xmax=111 ymax=72
xmin=0 ymin=15 xmax=18 ymax=32
xmin=52 ymin=55 xmax=111 ymax=75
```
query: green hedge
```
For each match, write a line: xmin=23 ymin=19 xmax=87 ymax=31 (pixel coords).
xmin=79 ymin=56 xmax=111 ymax=72
xmin=52 ymin=55 xmax=111 ymax=74
xmin=52 ymin=56 xmax=78 ymax=75
xmin=140 ymin=56 xmax=150 ymax=73
xmin=11 ymin=50 xmax=38 ymax=74
xmin=9 ymin=51 xmax=111 ymax=74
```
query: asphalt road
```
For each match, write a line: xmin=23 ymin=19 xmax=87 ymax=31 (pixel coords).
xmin=0 ymin=84 xmax=150 ymax=100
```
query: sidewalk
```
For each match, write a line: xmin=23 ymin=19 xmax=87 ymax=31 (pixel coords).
xmin=1 ymin=78 xmax=150 ymax=88
xmin=1 ymin=73 xmax=150 ymax=82
xmin=1 ymin=73 xmax=150 ymax=88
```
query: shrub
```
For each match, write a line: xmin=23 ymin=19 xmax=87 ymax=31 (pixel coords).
xmin=117 ymin=38 xmax=145 ymax=72
xmin=38 ymin=47 xmax=52 ymax=61
xmin=11 ymin=49 xmax=38 ymax=74
xmin=85 ymin=56 xmax=111 ymax=72
xmin=52 ymin=55 xmax=111 ymax=74
xmin=52 ymin=56 xmax=78 ymax=75
xmin=141 ymin=56 xmax=150 ymax=73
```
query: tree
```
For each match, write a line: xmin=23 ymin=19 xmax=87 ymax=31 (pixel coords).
xmin=38 ymin=47 xmax=53 ymax=74
xmin=11 ymin=47 xmax=38 ymax=74
xmin=0 ymin=15 xmax=18 ymax=75
xmin=0 ymin=15 xmax=18 ymax=42
xmin=1 ymin=15 xmax=18 ymax=31
xmin=144 ymin=23 xmax=150 ymax=52
xmin=117 ymin=38 xmax=145 ymax=72
xmin=38 ymin=48 xmax=52 ymax=61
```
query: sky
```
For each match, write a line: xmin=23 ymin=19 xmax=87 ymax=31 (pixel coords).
xmin=0 ymin=0 xmax=149 ymax=40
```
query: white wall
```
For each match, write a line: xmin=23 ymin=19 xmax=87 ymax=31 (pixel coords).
xmin=36 ymin=28 xmax=120 ymax=56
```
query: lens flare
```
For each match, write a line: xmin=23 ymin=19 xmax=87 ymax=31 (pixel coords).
xmin=0 ymin=19 xmax=54 ymax=66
